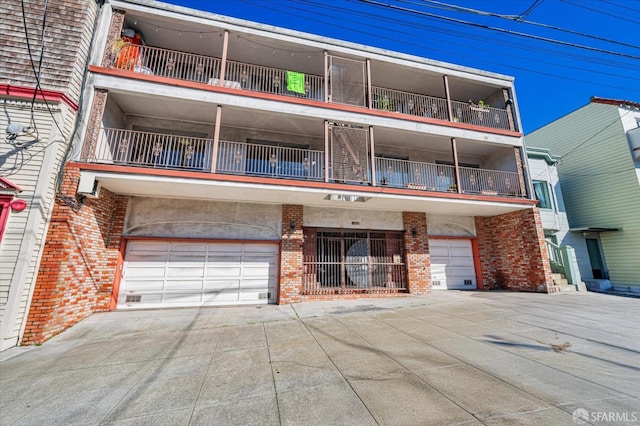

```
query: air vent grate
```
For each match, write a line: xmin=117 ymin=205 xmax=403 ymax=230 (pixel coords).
xmin=125 ymin=295 xmax=142 ymax=303
xmin=258 ymin=292 xmax=270 ymax=300
xmin=464 ymin=279 xmax=473 ymax=285
xmin=433 ymin=280 xmax=442 ymax=286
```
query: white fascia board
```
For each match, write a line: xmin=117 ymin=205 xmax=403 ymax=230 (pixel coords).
xmin=109 ymin=0 xmax=515 ymax=86
xmin=91 ymin=73 xmax=522 ymax=146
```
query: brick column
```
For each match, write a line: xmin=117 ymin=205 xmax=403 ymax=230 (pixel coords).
xmin=514 ymin=147 xmax=528 ymax=198
xmin=101 ymin=9 xmax=126 ymax=67
xmin=503 ymin=88 xmax=516 ymax=131
xmin=80 ymin=88 xmax=108 ymax=161
xmin=403 ymin=211 xmax=430 ymax=294
xmin=279 ymin=204 xmax=304 ymax=304
xmin=475 ymin=208 xmax=553 ymax=293
xmin=22 ymin=165 xmax=128 ymax=345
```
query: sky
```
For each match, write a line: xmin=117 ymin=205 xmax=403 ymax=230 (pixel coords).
xmin=164 ymin=0 xmax=639 ymax=134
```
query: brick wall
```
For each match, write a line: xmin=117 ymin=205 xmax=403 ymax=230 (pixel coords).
xmin=403 ymin=211 xmax=431 ymax=294
xmin=278 ymin=204 xmax=303 ymax=304
xmin=80 ymin=88 xmax=108 ymax=160
xmin=475 ymin=208 xmax=553 ymax=293
xmin=22 ymin=165 xmax=127 ymax=345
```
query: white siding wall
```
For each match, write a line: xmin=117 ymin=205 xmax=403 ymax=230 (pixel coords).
xmin=0 ymin=100 xmax=73 ymax=351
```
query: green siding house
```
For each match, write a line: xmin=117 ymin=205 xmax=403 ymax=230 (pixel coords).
xmin=526 ymin=97 xmax=640 ymax=293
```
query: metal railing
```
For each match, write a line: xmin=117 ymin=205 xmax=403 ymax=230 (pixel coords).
xmin=111 ymin=44 xmax=222 ymax=84
xmin=225 ymin=60 xmax=325 ymax=100
xmin=371 ymin=87 xmax=449 ymax=120
xmin=216 ymin=140 xmax=325 ymax=180
xmin=303 ymin=231 xmax=406 ymax=294
xmin=375 ymin=157 xmax=457 ymax=192
xmin=90 ymin=128 xmax=213 ymax=171
xmin=451 ymin=100 xmax=511 ymax=130
xmin=458 ymin=166 xmax=522 ymax=196
xmin=546 ymin=240 xmax=565 ymax=274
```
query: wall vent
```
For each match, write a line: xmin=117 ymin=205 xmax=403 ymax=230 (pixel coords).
xmin=125 ymin=295 xmax=142 ymax=303
xmin=258 ymin=292 xmax=270 ymax=300
xmin=433 ymin=280 xmax=442 ymax=286
xmin=464 ymin=280 xmax=473 ymax=286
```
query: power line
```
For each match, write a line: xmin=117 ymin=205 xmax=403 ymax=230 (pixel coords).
xmin=412 ymin=0 xmax=640 ymax=50
xmin=20 ymin=0 xmax=66 ymax=138
xmin=360 ymin=0 xmax=640 ymax=60
xmin=560 ymin=0 xmax=640 ymax=25
xmin=278 ymin=0 xmax=639 ymax=91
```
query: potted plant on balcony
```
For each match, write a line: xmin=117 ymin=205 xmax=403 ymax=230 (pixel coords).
xmin=469 ymin=100 xmax=491 ymax=112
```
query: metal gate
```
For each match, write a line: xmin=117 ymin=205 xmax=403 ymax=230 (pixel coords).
xmin=303 ymin=229 xmax=406 ymax=294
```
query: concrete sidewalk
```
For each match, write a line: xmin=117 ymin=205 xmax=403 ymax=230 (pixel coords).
xmin=1 ymin=291 xmax=639 ymax=425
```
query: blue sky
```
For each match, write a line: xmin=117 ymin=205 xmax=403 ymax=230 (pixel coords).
xmin=166 ymin=0 xmax=639 ymax=133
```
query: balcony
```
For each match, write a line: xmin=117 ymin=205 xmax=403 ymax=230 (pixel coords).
xmin=87 ymin=128 xmax=524 ymax=198
xmin=106 ymin=39 xmax=515 ymax=132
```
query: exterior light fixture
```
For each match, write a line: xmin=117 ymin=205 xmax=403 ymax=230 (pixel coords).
xmin=411 ymin=227 xmax=417 ymax=238
xmin=290 ymin=220 xmax=296 ymax=233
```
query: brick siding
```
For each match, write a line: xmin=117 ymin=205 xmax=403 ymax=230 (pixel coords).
xmin=475 ymin=208 xmax=553 ymax=292
xmin=403 ymin=211 xmax=431 ymax=294
xmin=278 ymin=204 xmax=303 ymax=304
xmin=22 ymin=165 xmax=127 ymax=345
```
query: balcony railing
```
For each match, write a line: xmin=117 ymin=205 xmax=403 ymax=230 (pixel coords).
xmin=90 ymin=128 xmax=213 ymax=171
xmin=216 ymin=140 xmax=325 ymax=180
xmin=225 ymin=60 xmax=325 ymax=100
xmin=451 ymin=100 xmax=511 ymax=130
xmin=108 ymin=44 xmax=514 ymax=131
xmin=458 ymin=166 xmax=522 ymax=196
xmin=371 ymin=87 xmax=450 ymax=120
xmin=375 ymin=157 xmax=456 ymax=191
xmin=87 ymin=129 xmax=524 ymax=197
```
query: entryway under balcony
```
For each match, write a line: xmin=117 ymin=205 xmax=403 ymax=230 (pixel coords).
xmin=302 ymin=229 xmax=407 ymax=294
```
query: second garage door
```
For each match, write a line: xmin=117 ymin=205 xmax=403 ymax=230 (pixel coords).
xmin=118 ymin=241 xmax=278 ymax=308
xmin=430 ymin=239 xmax=477 ymax=290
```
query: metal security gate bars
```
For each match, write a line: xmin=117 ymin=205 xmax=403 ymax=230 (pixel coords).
xmin=303 ymin=229 xmax=406 ymax=294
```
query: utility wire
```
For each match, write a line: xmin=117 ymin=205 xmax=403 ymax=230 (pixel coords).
xmin=20 ymin=0 xmax=66 ymax=138
xmin=560 ymin=0 xmax=640 ymax=25
xmin=412 ymin=0 xmax=640 ymax=50
xmin=597 ymin=0 xmax=640 ymax=14
xmin=279 ymin=0 xmax=639 ymax=90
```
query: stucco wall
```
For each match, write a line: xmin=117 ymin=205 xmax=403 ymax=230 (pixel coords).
xmin=125 ymin=198 xmax=282 ymax=239
xmin=427 ymin=214 xmax=475 ymax=237
xmin=304 ymin=206 xmax=403 ymax=230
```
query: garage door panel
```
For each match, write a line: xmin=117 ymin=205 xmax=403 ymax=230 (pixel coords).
xmin=166 ymin=266 xmax=205 ymax=277
xmin=120 ymin=241 xmax=278 ymax=308
xmin=123 ymin=280 xmax=165 ymax=292
xmin=205 ymin=266 xmax=242 ymax=277
xmin=429 ymin=239 xmax=476 ymax=290
xmin=126 ymin=265 xmax=166 ymax=278
xmin=430 ymin=246 xmax=450 ymax=256
xmin=163 ymin=293 xmax=203 ymax=303
xmin=164 ymin=279 xmax=203 ymax=290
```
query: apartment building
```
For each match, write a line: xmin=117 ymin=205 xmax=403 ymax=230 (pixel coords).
xmin=22 ymin=0 xmax=555 ymax=344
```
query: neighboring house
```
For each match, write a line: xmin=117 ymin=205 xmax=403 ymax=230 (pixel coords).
xmin=526 ymin=147 xmax=589 ymax=288
xmin=22 ymin=0 xmax=557 ymax=345
xmin=0 ymin=0 xmax=99 ymax=351
xmin=527 ymin=97 xmax=640 ymax=293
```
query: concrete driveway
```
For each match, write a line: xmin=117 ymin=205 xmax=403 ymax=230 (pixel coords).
xmin=1 ymin=291 xmax=638 ymax=425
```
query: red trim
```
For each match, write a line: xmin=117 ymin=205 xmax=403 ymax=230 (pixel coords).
xmin=1 ymin=84 xmax=79 ymax=111
xmin=428 ymin=235 xmax=473 ymax=240
xmin=71 ymin=162 xmax=538 ymax=206
xmin=0 ymin=196 xmax=13 ymax=243
xmin=109 ymin=238 xmax=127 ymax=311
xmin=591 ymin=96 xmax=640 ymax=109
xmin=10 ymin=199 xmax=27 ymax=212
xmin=123 ymin=236 xmax=280 ymax=244
xmin=471 ymin=238 xmax=484 ymax=290
xmin=88 ymin=66 xmax=523 ymax=138
xmin=0 ymin=176 xmax=23 ymax=193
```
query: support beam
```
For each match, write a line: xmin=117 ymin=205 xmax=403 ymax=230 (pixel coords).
xmin=443 ymin=75 xmax=454 ymax=122
xmin=210 ymin=105 xmax=222 ymax=173
xmin=219 ymin=30 xmax=229 ymax=83
xmin=451 ymin=138 xmax=462 ymax=193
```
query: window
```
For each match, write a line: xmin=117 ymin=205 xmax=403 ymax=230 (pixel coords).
xmin=533 ymin=180 xmax=553 ymax=209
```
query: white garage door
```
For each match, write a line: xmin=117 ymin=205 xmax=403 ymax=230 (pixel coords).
xmin=430 ymin=239 xmax=477 ymax=290
xmin=118 ymin=241 xmax=278 ymax=308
